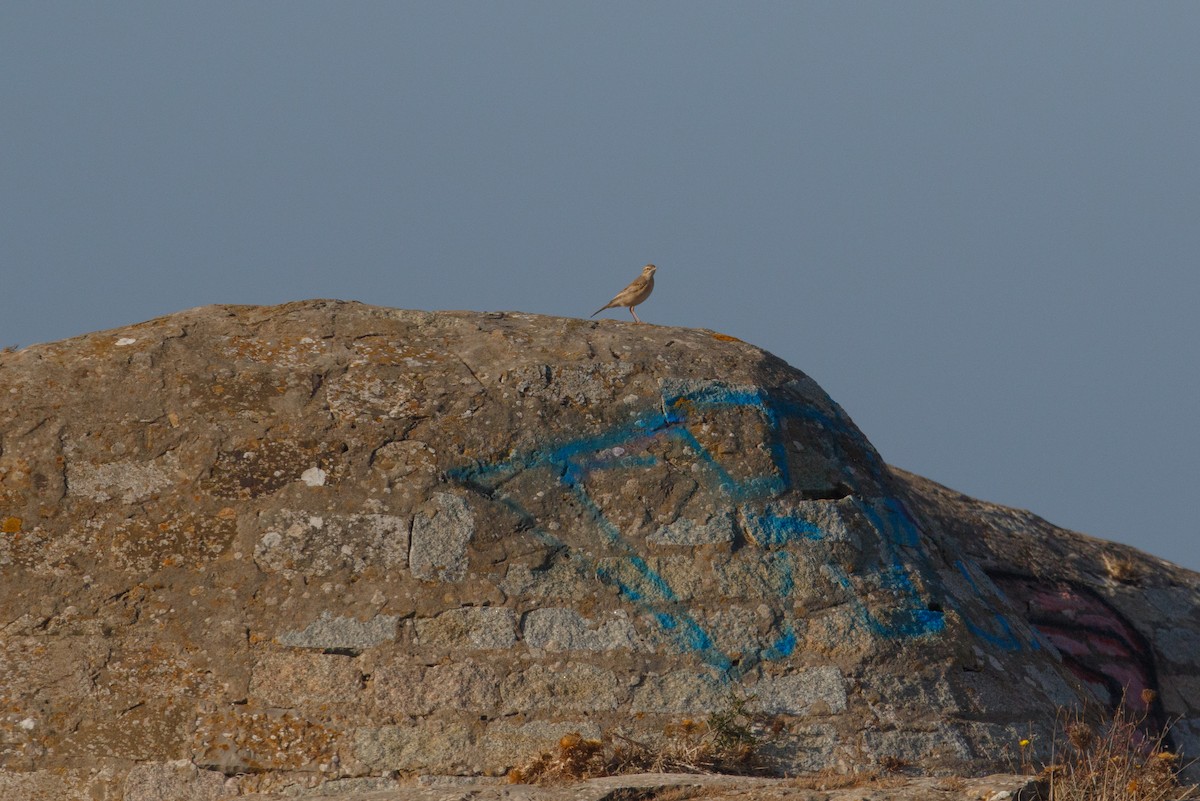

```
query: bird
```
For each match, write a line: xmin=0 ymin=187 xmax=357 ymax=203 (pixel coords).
xmin=591 ymin=264 xmax=657 ymax=323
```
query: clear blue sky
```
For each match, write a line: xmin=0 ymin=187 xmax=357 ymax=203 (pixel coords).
xmin=2 ymin=3 xmax=1197 ymax=570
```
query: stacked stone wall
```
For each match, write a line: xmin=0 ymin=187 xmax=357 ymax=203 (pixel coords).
xmin=1 ymin=301 xmax=1197 ymax=798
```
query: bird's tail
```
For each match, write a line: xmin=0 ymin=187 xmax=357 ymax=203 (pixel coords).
xmin=590 ymin=305 xmax=609 ymax=318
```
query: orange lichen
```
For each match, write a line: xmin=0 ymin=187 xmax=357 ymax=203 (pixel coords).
xmin=192 ymin=706 xmax=338 ymax=771
xmin=1 ymin=516 xmax=22 ymax=534
xmin=107 ymin=514 xmax=236 ymax=572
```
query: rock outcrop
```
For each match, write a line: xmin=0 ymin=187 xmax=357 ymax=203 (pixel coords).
xmin=1 ymin=300 xmax=1197 ymax=799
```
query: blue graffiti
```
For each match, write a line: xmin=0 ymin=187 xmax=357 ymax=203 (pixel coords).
xmin=766 ymin=627 xmax=799 ymax=660
xmin=955 ymin=559 xmax=1036 ymax=652
xmin=742 ymin=506 xmax=826 ymax=546
xmin=448 ymin=382 xmax=1022 ymax=675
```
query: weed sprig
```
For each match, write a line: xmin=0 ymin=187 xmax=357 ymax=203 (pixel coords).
xmin=509 ymin=692 xmax=773 ymax=784
xmin=1041 ymin=692 xmax=1197 ymax=801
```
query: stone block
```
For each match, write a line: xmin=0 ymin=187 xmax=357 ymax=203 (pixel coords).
xmin=373 ymin=660 xmax=500 ymax=717
xmin=1160 ymin=674 xmax=1200 ymax=715
xmin=1143 ymin=587 xmax=1200 ymax=619
xmin=648 ymin=511 xmax=734 ymax=545
xmin=755 ymin=666 xmax=847 ymax=716
xmin=1173 ymin=719 xmax=1200 ymax=784
xmin=522 ymin=607 xmax=644 ymax=651
xmin=595 ymin=555 xmax=706 ymax=603
xmin=202 ymin=439 xmax=338 ymax=499
xmin=249 ymin=651 xmax=362 ymax=707
xmin=1020 ymin=663 xmax=1084 ymax=709
xmin=108 ymin=512 xmax=236 ymax=572
xmin=501 ymin=560 xmax=596 ymax=599
xmin=699 ymin=605 xmax=772 ymax=657
xmin=858 ymin=670 xmax=961 ymax=716
xmin=1156 ymin=627 xmax=1200 ymax=666
xmin=955 ymin=670 xmax=1045 ymax=719
xmin=631 ymin=669 xmax=726 ymax=714
xmin=122 ymin=760 xmax=228 ymax=801
xmin=958 ymin=720 xmax=1055 ymax=769
xmin=192 ymin=705 xmax=341 ymax=773
xmin=500 ymin=662 xmax=622 ymax=713
xmin=426 ymin=661 xmax=502 ymax=713
xmin=759 ymin=723 xmax=838 ymax=774
xmin=0 ymin=769 xmax=111 ymax=801
xmin=714 ymin=551 xmax=799 ymax=599
xmin=354 ymin=719 xmax=476 ymax=773
xmin=0 ymin=635 xmax=108 ymax=701
xmin=864 ymin=726 xmax=973 ymax=768
xmin=410 ymin=493 xmax=474 ymax=582
xmin=65 ymin=453 xmax=178 ymax=504
xmin=369 ymin=662 xmax=424 ymax=716
xmin=59 ymin=699 xmax=192 ymax=762
xmin=255 ymin=512 xmax=409 ymax=576
xmin=415 ymin=607 xmax=517 ymax=650
xmin=276 ymin=610 xmax=399 ymax=652
xmin=482 ymin=719 xmax=602 ymax=772
xmin=647 ymin=555 xmax=709 ymax=601
xmin=739 ymin=497 xmax=867 ymax=547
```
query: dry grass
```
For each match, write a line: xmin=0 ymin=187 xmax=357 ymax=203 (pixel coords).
xmin=1101 ymin=553 xmax=1142 ymax=584
xmin=936 ymin=775 xmax=969 ymax=792
xmin=783 ymin=769 xmax=906 ymax=791
xmin=1041 ymin=693 xmax=1198 ymax=801
xmin=508 ymin=688 xmax=1200 ymax=800
xmin=508 ymin=694 xmax=773 ymax=784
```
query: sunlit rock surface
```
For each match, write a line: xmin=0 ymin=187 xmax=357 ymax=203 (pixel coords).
xmin=1 ymin=300 xmax=1196 ymax=798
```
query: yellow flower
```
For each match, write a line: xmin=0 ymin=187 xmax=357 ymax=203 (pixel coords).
xmin=1019 ymin=739 xmax=1031 ymax=748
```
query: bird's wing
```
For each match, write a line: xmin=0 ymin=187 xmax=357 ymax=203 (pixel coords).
xmin=593 ymin=273 xmax=652 ymax=316
xmin=615 ymin=275 xmax=650 ymax=300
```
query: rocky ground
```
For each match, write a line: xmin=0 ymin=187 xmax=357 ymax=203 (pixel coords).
xmin=137 ymin=768 xmax=1044 ymax=801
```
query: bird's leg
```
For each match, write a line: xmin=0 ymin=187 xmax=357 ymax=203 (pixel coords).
xmin=630 ymin=307 xmax=642 ymax=324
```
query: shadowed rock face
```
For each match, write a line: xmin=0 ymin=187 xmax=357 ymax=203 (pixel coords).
xmin=0 ymin=300 xmax=1197 ymax=797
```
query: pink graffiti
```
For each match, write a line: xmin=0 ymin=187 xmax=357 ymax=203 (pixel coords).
xmin=990 ymin=574 xmax=1162 ymax=727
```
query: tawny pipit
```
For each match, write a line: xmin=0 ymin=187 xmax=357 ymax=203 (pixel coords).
xmin=591 ymin=264 xmax=657 ymax=323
